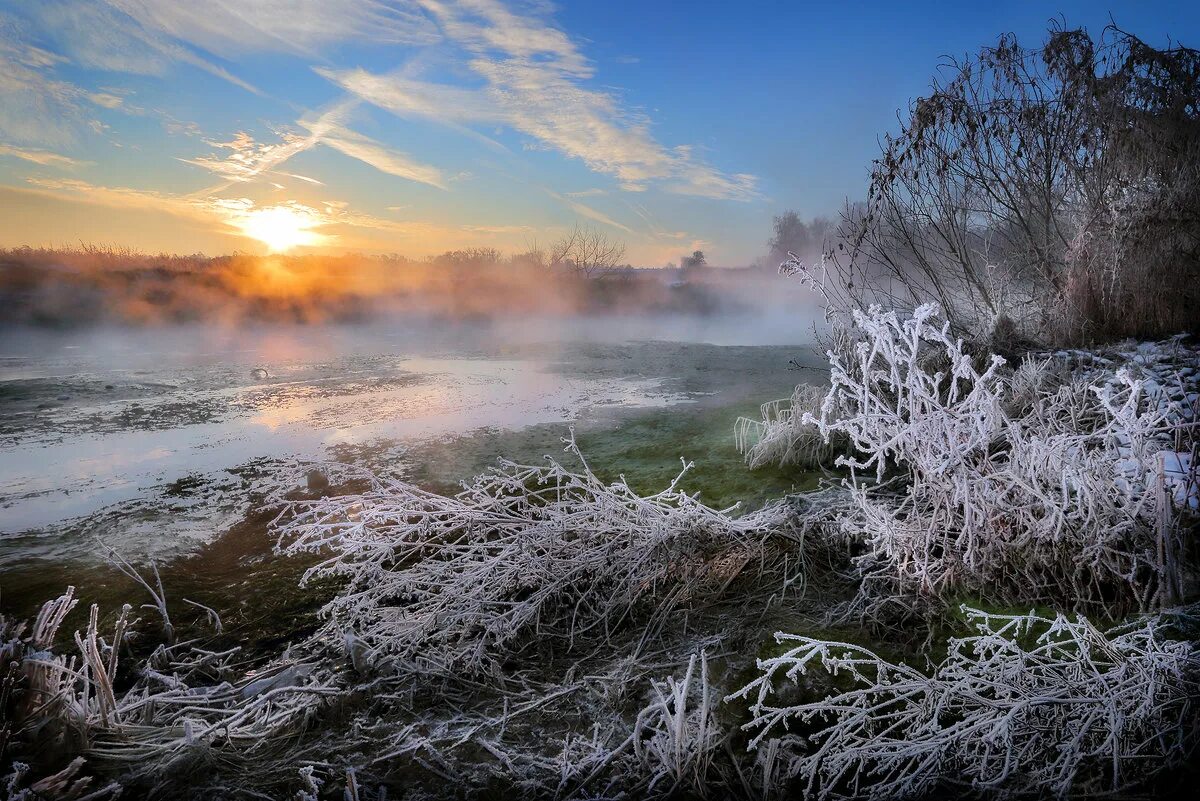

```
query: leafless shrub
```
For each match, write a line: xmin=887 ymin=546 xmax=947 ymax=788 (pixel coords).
xmin=812 ymin=304 xmax=1197 ymax=614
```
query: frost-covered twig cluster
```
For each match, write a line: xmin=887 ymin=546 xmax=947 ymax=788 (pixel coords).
xmin=735 ymin=319 xmax=852 ymax=471
xmin=631 ymin=651 xmax=722 ymax=796
xmin=742 ymin=303 xmax=1198 ymax=612
xmin=736 ymin=383 xmax=848 ymax=470
xmin=275 ymin=432 xmax=793 ymax=678
xmin=729 ymin=606 xmax=1200 ymax=799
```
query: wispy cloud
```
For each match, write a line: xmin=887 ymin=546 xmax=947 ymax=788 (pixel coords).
xmin=313 ymin=67 xmax=511 ymax=154
xmin=26 ymin=1 xmax=261 ymax=95
xmin=181 ymin=103 xmax=447 ymax=190
xmin=104 ymin=0 xmax=439 ymax=58
xmin=22 ymin=176 xmax=212 ymax=220
xmin=319 ymin=0 xmax=759 ymax=201
xmin=87 ymin=91 xmax=125 ymax=109
xmin=0 ymin=26 xmax=124 ymax=146
xmin=0 ymin=143 xmax=85 ymax=168
xmin=0 ymin=15 xmax=204 ymax=151
xmin=423 ymin=0 xmax=589 ymax=76
xmin=304 ymin=120 xmax=447 ymax=190
xmin=545 ymin=189 xmax=632 ymax=233
xmin=282 ymin=172 xmax=325 ymax=186
xmin=624 ymin=200 xmax=691 ymax=241
xmin=181 ymin=131 xmax=304 ymax=183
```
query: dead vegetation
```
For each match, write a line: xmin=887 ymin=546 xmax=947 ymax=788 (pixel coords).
xmin=731 ymin=607 xmax=1200 ymax=799
xmin=740 ymin=302 xmax=1198 ymax=616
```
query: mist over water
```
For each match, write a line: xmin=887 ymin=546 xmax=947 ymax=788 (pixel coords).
xmin=0 ymin=298 xmax=822 ymax=566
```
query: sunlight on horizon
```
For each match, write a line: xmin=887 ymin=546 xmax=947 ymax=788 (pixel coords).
xmin=234 ymin=204 xmax=327 ymax=252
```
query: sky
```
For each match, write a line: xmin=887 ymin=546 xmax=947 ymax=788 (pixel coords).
xmin=1 ymin=1 xmax=1197 ymax=266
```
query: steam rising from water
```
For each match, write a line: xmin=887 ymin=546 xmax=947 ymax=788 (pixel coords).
xmin=0 ymin=308 xmax=819 ymax=564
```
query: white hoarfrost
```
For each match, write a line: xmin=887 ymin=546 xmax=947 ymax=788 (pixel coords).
xmin=274 ymin=432 xmax=792 ymax=678
xmin=631 ymin=652 xmax=722 ymax=796
xmin=0 ymin=586 xmax=338 ymax=796
xmin=735 ymin=383 xmax=845 ymax=470
xmin=729 ymin=607 xmax=1200 ymax=800
xmin=740 ymin=303 xmax=1199 ymax=611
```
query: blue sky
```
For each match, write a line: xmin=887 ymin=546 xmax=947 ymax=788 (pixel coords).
xmin=1 ymin=1 xmax=1197 ymax=265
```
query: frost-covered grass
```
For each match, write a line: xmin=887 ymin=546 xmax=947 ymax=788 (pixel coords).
xmin=736 ymin=383 xmax=847 ymax=470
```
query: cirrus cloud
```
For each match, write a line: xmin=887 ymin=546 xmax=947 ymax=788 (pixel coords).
xmin=181 ymin=103 xmax=448 ymax=191
xmin=317 ymin=0 xmax=759 ymax=201
xmin=0 ymin=143 xmax=85 ymax=168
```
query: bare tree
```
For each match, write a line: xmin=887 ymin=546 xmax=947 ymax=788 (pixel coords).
xmin=511 ymin=238 xmax=548 ymax=271
xmin=549 ymin=224 xmax=627 ymax=278
xmin=830 ymin=23 xmax=1200 ymax=345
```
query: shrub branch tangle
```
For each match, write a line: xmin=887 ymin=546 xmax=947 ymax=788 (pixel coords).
xmin=729 ymin=607 xmax=1200 ymax=800
xmin=275 ymin=434 xmax=793 ymax=678
xmin=739 ymin=303 xmax=1198 ymax=615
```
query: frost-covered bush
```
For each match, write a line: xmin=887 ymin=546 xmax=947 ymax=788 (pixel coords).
xmin=745 ymin=303 xmax=1198 ymax=612
xmin=729 ymin=607 xmax=1200 ymax=800
xmin=275 ymin=434 xmax=792 ymax=678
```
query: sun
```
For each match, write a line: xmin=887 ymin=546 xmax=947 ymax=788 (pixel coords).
xmin=236 ymin=204 xmax=326 ymax=252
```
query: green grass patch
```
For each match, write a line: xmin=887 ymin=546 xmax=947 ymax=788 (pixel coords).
xmin=406 ymin=398 xmax=818 ymax=511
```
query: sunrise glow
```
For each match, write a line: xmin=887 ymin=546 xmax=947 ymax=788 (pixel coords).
xmin=234 ymin=204 xmax=327 ymax=252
